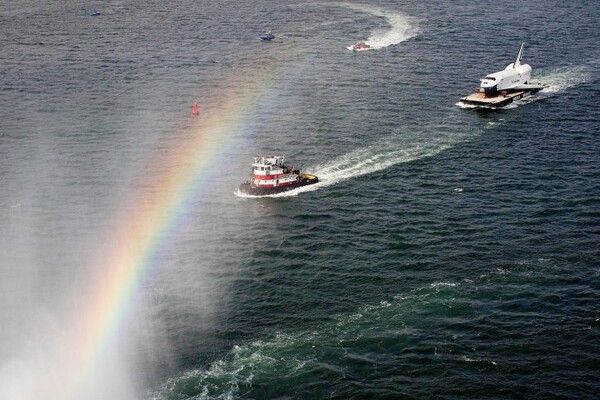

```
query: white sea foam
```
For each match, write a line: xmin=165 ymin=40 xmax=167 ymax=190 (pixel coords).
xmin=312 ymin=137 xmax=455 ymax=188
xmin=537 ymin=66 xmax=592 ymax=94
xmin=463 ymin=356 xmax=498 ymax=366
xmin=431 ymin=281 xmax=458 ymax=289
xmin=505 ymin=66 xmax=589 ymax=108
xmin=340 ymin=3 xmax=421 ymax=51
xmin=455 ymin=101 xmax=479 ymax=109
xmin=152 ymin=281 xmax=467 ymax=398
xmin=234 ymin=186 xmax=311 ymax=198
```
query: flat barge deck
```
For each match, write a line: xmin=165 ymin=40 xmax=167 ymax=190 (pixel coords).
xmin=460 ymin=89 xmax=542 ymax=108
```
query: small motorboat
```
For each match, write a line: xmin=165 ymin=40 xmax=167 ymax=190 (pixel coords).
xmin=351 ymin=41 xmax=370 ymax=52
xmin=259 ymin=31 xmax=275 ymax=41
xmin=89 ymin=10 xmax=101 ymax=16
xmin=239 ymin=155 xmax=319 ymax=196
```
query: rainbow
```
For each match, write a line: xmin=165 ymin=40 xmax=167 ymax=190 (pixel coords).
xmin=62 ymin=55 xmax=293 ymax=398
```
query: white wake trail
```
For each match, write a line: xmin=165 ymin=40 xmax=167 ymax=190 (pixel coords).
xmin=237 ymin=117 xmax=479 ymax=198
xmin=313 ymin=139 xmax=450 ymax=186
xmin=505 ymin=65 xmax=592 ymax=109
xmin=537 ymin=65 xmax=592 ymax=94
xmin=234 ymin=139 xmax=454 ymax=198
xmin=341 ymin=4 xmax=421 ymax=51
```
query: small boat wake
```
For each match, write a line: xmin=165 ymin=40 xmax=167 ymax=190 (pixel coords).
xmin=343 ymin=4 xmax=421 ymax=51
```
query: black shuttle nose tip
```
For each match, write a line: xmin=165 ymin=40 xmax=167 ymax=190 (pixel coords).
xmin=483 ymin=85 xmax=498 ymax=96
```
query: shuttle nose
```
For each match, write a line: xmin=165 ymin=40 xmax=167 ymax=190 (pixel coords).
xmin=480 ymin=84 xmax=498 ymax=95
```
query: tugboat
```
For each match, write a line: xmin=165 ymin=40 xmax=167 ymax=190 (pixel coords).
xmin=239 ymin=155 xmax=319 ymax=196
xmin=351 ymin=41 xmax=370 ymax=51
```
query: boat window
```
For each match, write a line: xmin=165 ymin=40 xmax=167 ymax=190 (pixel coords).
xmin=484 ymin=76 xmax=496 ymax=81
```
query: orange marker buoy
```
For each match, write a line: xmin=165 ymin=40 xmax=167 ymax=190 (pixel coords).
xmin=191 ymin=101 xmax=199 ymax=116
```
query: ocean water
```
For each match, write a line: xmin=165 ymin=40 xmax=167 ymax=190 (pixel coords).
xmin=1 ymin=1 xmax=599 ymax=399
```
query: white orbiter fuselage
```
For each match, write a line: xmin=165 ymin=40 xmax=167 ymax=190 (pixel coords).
xmin=478 ymin=43 xmax=543 ymax=95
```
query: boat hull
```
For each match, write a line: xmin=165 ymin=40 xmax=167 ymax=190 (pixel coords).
xmin=459 ymin=88 xmax=542 ymax=108
xmin=239 ymin=174 xmax=318 ymax=196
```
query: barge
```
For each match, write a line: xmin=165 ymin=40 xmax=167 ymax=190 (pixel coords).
xmin=459 ymin=43 xmax=545 ymax=108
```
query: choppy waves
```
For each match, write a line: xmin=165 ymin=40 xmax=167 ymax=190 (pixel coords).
xmin=151 ymin=258 xmax=600 ymax=399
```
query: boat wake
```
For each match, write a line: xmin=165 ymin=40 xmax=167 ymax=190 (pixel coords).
xmin=312 ymin=114 xmax=492 ymax=187
xmin=234 ymin=184 xmax=317 ymax=198
xmin=537 ymin=65 xmax=592 ymax=94
xmin=234 ymin=188 xmax=303 ymax=199
xmin=237 ymin=113 xmax=482 ymax=198
xmin=312 ymin=138 xmax=452 ymax=187
xmin=152 ymin=262 xmax=560 ymax=399
xmin=455 ymin=101 xmax=480 ymax=110
xmin=234 ymin=139 xmax=455 ymax=198
xmin=507 ymin=65 xmax=592 ymax=108
xmin=342 ymin=4 xmax=421 ymax=51
xmin=149 ymin=285 xmax=447 ymax=399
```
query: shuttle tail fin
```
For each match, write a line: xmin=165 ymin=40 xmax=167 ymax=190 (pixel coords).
xmin=514 ymin=42 xmax=525 ymax=69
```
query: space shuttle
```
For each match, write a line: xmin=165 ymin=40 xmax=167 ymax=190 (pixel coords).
xmin=478 ymin=43 xmax=545 ymax=95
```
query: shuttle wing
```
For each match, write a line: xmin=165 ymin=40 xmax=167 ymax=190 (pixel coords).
xmin=509 ymin=83 xmax=546 ymax=91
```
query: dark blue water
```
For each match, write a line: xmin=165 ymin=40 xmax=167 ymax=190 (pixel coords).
xmin=1 ymin=1 xmax=599 ymax=399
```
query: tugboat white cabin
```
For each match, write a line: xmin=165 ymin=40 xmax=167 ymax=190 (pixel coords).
xmin=250 ymin=156 xmax=298 ymax=188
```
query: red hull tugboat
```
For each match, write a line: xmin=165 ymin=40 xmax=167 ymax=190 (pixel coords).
xmin=239 ymin=155 xmax=319 ymax=196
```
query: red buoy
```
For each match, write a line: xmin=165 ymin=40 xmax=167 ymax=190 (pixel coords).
xmin=191 ymin=101 xmax=199 ymax=116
